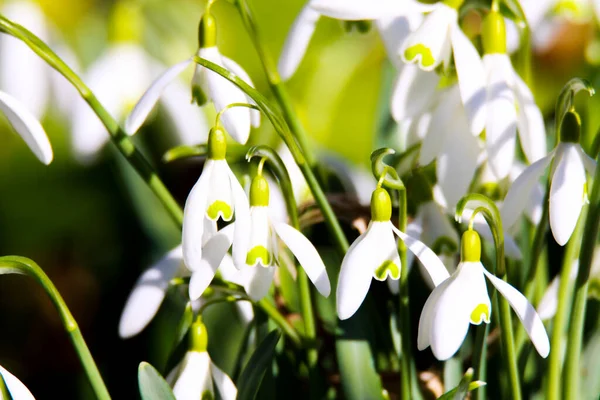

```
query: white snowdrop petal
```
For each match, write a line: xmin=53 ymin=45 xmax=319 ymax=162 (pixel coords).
xmin=391 ymin=225 xmax=450 ymax=286
xmin=336 ymin=223 xmax=382 ymax=320
xmin=429 ymin=265 xmax=476 ymax=360
xmin=417 ymin=276 xmax=452 ymax=351
xmin=483 ymin=269 xmax=550 ymax=357
xmin=576 ymin=145 xmax=597 ymax=176
xmin=484 ymin=54 xmax=518 ymax=179
xmin=119 ymin=246 xmax=183 ymax=338
xmin=419 ymin=89 xmax=454 ymax=165
xmin=201 ymin=47 xmax=251 ymax=144
xmin=377 ymin=14 xmax=419 ymax=68
xmin=189 ymin=224 xmax=235 ymax=300
xmin=172 ymin=352 xmax=213 ymax=400
xmin=273 ymin=222 xmax=331 ymax=297
xmin=182 ymin=161 xmax=215 ymax=271
xmin=502 ymin=153 xmax=554 ymax=229
xmin=514 ymin=74 xmax=547 ymax=163
xmin=452 ymin=25 xmax=487 ymax=135
xmin=124 ymin=59 xmax=192 ymax=135
xmin=221 ymin=55 xmax=260 ymax=128
xmin=401 ymin=5 xmax=454 ymax=71
xmin=549 ymin=143 xmax=587 ymax=246
xmin=210 ymin=361 xmax=237 ymax=400
xmin=160 ymin=80 xmax=211 ymax=145
xmin=246 ymin=207 xmax=272 ymax=267
xmin=0 ymin=90 xmax=53 ymax=164
xmin=229 ymin=168 xmax=251 ymax=270
xmin=391 ymin=65 xmax=440 ymax=122
xmin=436 ymin=101 xmax=481 ymax=209
xmin=278 ymin=6 xmax=321 ymax=80
xmin=243 ymin=264 xmax=276 ymax=301
xmin=418 ymin=201 xmax=459 ymax=251
xmin=0 ymin=364 xmax=35 ymax=400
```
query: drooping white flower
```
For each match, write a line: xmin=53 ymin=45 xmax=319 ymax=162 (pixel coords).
xmin=503 ymin=110 xmax=596 ymax=246
xmin=0 ymin=364 xmax=35 ymax=400
xmin=233 ymin=174 xmax=330 ymax=301
xmin=168 ymin=319 xmax=236 ymax=400
xmin=125 ymin=12 xmax=258 ymax=146
xmin=278 ymin=0 xmax=433 ymax=80
xmin=0 ymin=90 xmax=53 ymax=164
xmin=476 ymin=11 xmax=547 ymax=179
xmin=418 ymin=229 xmax=550 ymax=360
xmin=182 ymin=127 xmax=250 ymax=275
xmin=401 ymin=0 xmax=486 ymax=135
xmin=419 ymin=85 xmax=482 ymax=209
xmin=337 ymin=187 xmax=451 ymax=320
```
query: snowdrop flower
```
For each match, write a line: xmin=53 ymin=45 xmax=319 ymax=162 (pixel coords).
xmin=418 ymin=229 xmax=550 ymax=360
xmin=168 ymin=318 xmax=236 ymax=400
xmin=419 ymin=85 xmax=482 ymax=208
xmin=478 ymin=11 xmax=546 ymax=179
xmin=337 ymin=186 xmax=451 ymax=320
xmin=503 ymin=110 xmax=596 ymax=246
xmin=183 ymin=127 xmax=250 ymax=275
xmin=234 ymin=173 xmax=330 ymax=301
xmin=126 ymin=12 xmax=258 ymax=146
xmin=0 ymin=90 xmax=53 ymax=164
xmin=72 ymin=3 xmax=208 ymax=161
xmin=401 ymin=0 xmax=486 ymax=135
xmin=0 ymin=364 xmax=35 ymax=399
xmin=278 ymin=0 xmax=433 ymax=80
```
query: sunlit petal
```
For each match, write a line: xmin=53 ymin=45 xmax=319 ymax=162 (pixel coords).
xmin=242 ymin=264 xmax=276 ymax=301
xmin=119 ymin=246 xmax=184 ymax=338
xmin=484 ymin=54 xmax=517 ymax=179
xmin=502 ymin=152 xmax=553 ymax=229
xmin=183 ymin=161 xmax=215 ymax=271
xmin=513 ymin=74 xmax=547 ymax=163
xmin=221 ymin=55 xmax=260 ymax=128
xmin=273 ymin=222 xmax=331 ymax=297
xmin=0 ymin=364 xmax=35 ymax=400
xmin=210 ymin=361 xmax=237 ymax=400
xmin=418 ymin=274 xmax=452 ymax=351
xmin=483 ymin=269 xmax=550 ymax=357
xmin=549 ymin=143 xmax=587 ymax=246
xmin=419 ymin=88 xmax=454 ymax=165
xmin=124 ymin=59 xmax=192 ymax=135
xmin=452 ymin=24 xmax=487 ymax=135
xmin=278 ymin=6 xmax=321 ymax=80
xmin=311 ymin=0 xmax=427 ymax=20
xmin=0 ymin=90 xmax=53 ymax=164
xmin=391 ymin=65 xmax=439 ymax=122
xmin=229 ymin=168 xmax=251 ymax=270
xmin=171 ymin=351 xmax=213 ymax=400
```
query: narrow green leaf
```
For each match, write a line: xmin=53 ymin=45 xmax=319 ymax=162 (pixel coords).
xmin=236 ymin=330 xmax=281 ymax=400
xmin=138 ymin=362 xmax=176 ymax=400
xmin=438 ymin=367 xmax=486 ymax=400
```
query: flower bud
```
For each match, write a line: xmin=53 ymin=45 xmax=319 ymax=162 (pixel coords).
xmin=198 ymin=13 xmax=217 ymax=48
xmin=559 ymin=110 xmax=581 ymax=143
xmin=207 ymin=127 xmax=227 ymax=160
xmin=371 ymin=188 xmax=392 ymax=222
xmin=482 ymin=11 xmax=507 ymax=54
xmin=250 ymin=175 xmax=270 ymax=207
xmin=461 ymin=229 xmax=481 ymax=262
xmin=189 ymin=318 xmax=208 ymax=352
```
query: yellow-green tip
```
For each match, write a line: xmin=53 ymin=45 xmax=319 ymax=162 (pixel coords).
xmin=189 ymin=318 xmax=208 ymax=352
xmin=207 ymin=127 xmax=227 ymax=160
xmin=560 ymin=110 xmax=581 ymax=143
xmin=250 ymin=175 xmax=270 ymax=207
xmin=482 ymin=11 xmax=507 ymax=54
xmin=198 ymin=13 xmax=217 ymax=48
xmin=109 ymin=1 xmax=143 ymax=43
xmin=371 ymin=188 xmax=392 ymax=222
xmin=461 ymin=230 xmax=481 ymax=262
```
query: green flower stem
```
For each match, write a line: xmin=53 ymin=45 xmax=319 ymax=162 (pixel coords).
xmin=258 ymin=299 xmax=303 ymax=347
xmin=564 ymin=151 xmax=600 ymax=399
xmin=397 ymin=188 xmax=413 ymax=399
xmin=0 ymin=256 xmax=110 ymax=400
xmin=235 ymin=0 xmax=316 ymax=167
xmin=546 ymin=214 xmax=585 ymax=400
xmin=498 ymin=286 xmax=521 ymax=400
xmin=0 ymin=15 xmax=184 ymax=227
xmin=471 ymin=324 xmax=489 ymax=400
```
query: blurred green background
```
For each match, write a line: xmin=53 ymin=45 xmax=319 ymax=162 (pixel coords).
xmin=0 ymin=0 xmax=599 ymax=398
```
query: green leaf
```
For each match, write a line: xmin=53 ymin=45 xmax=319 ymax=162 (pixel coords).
xmin=236 ymin=330 xmax=281 ymax=400
xmin=138 ymin=362 xmax=176 ymax=400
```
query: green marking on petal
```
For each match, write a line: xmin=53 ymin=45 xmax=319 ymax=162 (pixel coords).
xmin=470 ymin=303 xmax=490 ymax=325
xmin=206 ymin=200 xmax=233 ymax=221
xmin=374 ymin=260 xmax=400 ymax=281
xmin=246 ymin=245 xmax=272 ymax=266
xmin=404 ymin=44 xmax=435 ymax=68
xmin=201 ymin=390 xmax=215 ymax=400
